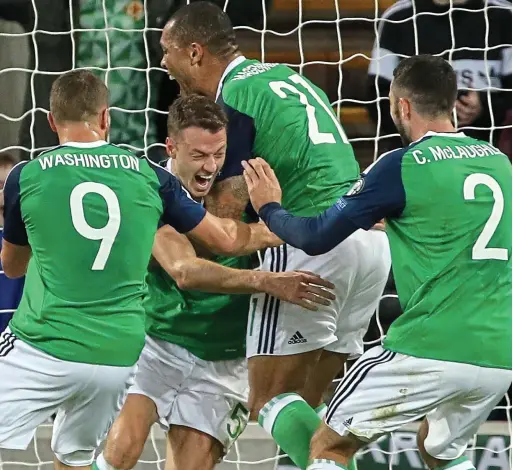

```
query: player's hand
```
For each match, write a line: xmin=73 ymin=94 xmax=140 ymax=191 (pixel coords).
xmin=242 ymin=158 xmax=282 ymax=213
xmin=262 ymin=270 xmax=336 ymax=311
xmin=371 ymin=219 xmax=386 ymax=232
xmin=456 ymin=91 xmax=482 ymax=127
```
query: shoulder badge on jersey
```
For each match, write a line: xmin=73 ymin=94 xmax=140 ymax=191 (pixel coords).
xmin=346 ymin=178 xmax=365 ymax=196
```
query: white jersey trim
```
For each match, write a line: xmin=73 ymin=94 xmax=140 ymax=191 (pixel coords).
xmin=215 ymin=55 xmax=247 ymax=101
xmin=60 ymin=140 xmax=108 ymax=148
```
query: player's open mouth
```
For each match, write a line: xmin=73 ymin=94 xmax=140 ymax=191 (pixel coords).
xmin=195 ymin=174 xmax=214 ymax=189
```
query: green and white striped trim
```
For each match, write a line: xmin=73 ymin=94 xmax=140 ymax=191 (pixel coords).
xmin=307 ymin=458 xmax=347 ymax=470
xmin=258 ymin=393 xmax=305 ymax=435
xmin=435 ymin=456 xmax=475 ymax=470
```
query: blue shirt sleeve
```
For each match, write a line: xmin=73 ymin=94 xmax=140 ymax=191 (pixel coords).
xmin=2 ymin=161 xmax=29 ymax=246
xmin=258 ymin=148 xmax=407 ymax=255
xmin=216 ymin=96 xmax=256 ymax=181
xmin=148 ymin=160 xmax=207 ymax=233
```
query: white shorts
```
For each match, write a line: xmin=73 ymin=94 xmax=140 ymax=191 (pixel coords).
xmin=326 ymin=346 xmax=512 ymax=460
xmin=129 ymin=336 xmax=250 ymax=452
xmin=247 ymin=229 xmax=391 ymax=357
xmin=0 ymin=329 xmax=135 ymax=466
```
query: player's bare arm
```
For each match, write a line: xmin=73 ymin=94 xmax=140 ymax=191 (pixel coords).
xmin=0 ymin=240 xmax=31 ymax=278
xmin=185 ymin=211 xmax=282 ymax=256
xmin=154 ymin=224 xmax=335 ymax=311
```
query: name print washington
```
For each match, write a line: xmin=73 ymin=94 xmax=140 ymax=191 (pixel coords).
xmin=38 ymin=153 xmax=140 ymax=172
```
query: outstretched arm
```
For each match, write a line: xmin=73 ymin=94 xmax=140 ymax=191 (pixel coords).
xmin=242 ymin=154 xmax=406 ymax=255
xmin=152 ymin=159 xmax=281 ymax=257
xmin=153 ymin=224 xmax=335 ymax=311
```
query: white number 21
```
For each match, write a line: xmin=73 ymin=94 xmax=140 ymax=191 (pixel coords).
xmin=464 ymin=173 xmax=508 ymax=261
xmin=70 ymin=182 xmax=121 ymax=271
xmin=269 ymin=74 xmax=349 ymax=145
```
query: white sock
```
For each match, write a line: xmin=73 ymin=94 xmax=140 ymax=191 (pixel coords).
xmin=307 ymin=459 xmax=347 ymax=470
xmin=96 ymin=452 xmax=121 ymax=470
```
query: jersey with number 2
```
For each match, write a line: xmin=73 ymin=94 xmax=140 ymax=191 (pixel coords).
xmin=2 ymin=141 xmax=206 ymax=367
xmin=217 ymin=58 xmax=361 ymax=217
xmin=338 ymin=131 xmax=511 ymax=369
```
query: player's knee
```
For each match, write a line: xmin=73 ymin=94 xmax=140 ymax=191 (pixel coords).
xmin=104 ymin=426 xmax=146 ymax=470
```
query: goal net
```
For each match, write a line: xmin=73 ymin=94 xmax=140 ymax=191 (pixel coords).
xmin=0 ymin=1 xmax=511 ymax=469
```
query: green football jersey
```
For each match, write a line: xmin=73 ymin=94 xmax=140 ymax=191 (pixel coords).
xmin=144 ymin=253 xmax=250 ymax=361
xmin=2 ymin=141 xmax=206 ymax=367
xmin=259 ymin=131 xmax=511 ymax=369
xmin=340 ymin=132 xmax=511 ymax=369
xmin=217 ymin=57 xmax=361 ymax=216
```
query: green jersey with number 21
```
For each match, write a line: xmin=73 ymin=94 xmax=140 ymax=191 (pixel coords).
xmin=3 ymin=141 xmax=206 ymax=367
xmin=217 ymin=58 xmax=361 ymax=216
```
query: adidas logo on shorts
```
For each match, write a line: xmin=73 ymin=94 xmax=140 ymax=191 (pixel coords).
xmin=342 ymin=417 xmax=353 ymax=428
xmin=288 ymin=331 xmax=307 ymax=345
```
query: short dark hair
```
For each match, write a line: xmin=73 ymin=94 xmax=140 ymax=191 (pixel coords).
xmin=167 ymin=1 xmax=238 ymax=57
xmin=392 ymin=55 xmax=457 ymax=118
xmin=167 ymin=94 xmax=228 ymax=138
xmin=0 ymin=152 xmax=19 ymax=168
xmin=50 ymin=70 xmax=109 ymax=123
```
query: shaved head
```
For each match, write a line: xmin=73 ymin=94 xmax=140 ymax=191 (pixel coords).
xmin=165 ymin=1 xmax=238 ymax=58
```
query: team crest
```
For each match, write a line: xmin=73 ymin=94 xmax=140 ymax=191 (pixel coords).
xmin=347 ymin=178 xmax=364 ymax=196
xmin=125 ymin=0 xmax=144 ymax=21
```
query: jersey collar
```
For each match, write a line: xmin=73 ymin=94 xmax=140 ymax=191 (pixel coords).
xmin=61 ymin=140 xmax=108 ymax=148
xmin=420 ymin=131 xmax=467 ymax=140
xmin=215 ymin=55 xmax=247 ymax=101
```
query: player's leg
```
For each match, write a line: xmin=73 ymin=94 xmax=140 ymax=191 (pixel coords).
xmin=98 ymin=394 xmax=157 ymax=470
xmin=164 ymin=354 xmax=250 ymax=470
xmin=252 ymin=236 xmax=390 ymax=470
xmin=415 ymin=365 xmax=511 ymax=470
xmin=50 ymin=360 xmax=135 ymax=470
xmin=248 ymin=243 xmax=353 ymax=469
xmin=309 ymin=347 xmax=512 ymax=470
xmin=0 ymin=330 xmax=69 ymax=452
xmin=165 ymin=426 xmax=224 ymax=470
xmin=95 ymin=336 xmax=184 ymax=470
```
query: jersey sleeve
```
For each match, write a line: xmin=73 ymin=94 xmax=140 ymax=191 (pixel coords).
xmin=216 ymin=92 xmax=256 ymax=181
xmin=258 ymin=147 xmax=407 ymax=255
xmin=149 ymin=161 xmax=207 ymax=233
xmin=2 ymin=161 xmax=29 ymax=246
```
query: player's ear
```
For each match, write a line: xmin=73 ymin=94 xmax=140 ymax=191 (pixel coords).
xmin=166 ymin=137 xmax=177 ymax=159
xmin=48 ymin=112 xmax=58 ymax=133
xmin=100 ymin=108 xmax=110 ymax=131
xmin=190 ymin=43 xmax=204 ymax=66
xmin=399 ymin=98 xmax=411 ymax=121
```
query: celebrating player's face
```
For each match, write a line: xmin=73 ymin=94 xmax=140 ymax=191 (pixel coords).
xmin=160 ymin=24 xmax=198 ymax=95
xmin=166 ymin=126 xmax=226 ymax=199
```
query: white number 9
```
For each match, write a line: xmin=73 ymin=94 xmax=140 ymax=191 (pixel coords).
xmin=70 ymin=182 xmax=121 ymax=271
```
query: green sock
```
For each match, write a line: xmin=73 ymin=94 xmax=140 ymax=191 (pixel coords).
xmin=307 ymin=459 xmax=347 ymax=470
xmin=278 ymin=403 xmax=328 ymax=468
xmin=259 ymin=393 xmax=322 ymax=469
xmin=434 ymin=456 xmax=476 ymax=470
